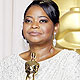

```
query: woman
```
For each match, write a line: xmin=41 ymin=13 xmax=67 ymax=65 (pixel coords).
xmin=0 ymin=0 xmax=80 ymax=80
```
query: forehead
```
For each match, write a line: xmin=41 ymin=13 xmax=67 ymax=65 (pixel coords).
xmin=25 ymin=5 xmax=49 ymax=18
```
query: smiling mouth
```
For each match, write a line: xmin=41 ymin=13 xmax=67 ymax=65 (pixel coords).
xmin=28 ymin=32 xmax=42 ymax=36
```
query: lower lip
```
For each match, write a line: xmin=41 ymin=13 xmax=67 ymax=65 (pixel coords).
xmin=29 ymin=32 xmax=41 ymax=36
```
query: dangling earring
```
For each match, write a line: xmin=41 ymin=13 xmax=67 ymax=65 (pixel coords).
xmin=53 ymin=32 xmax=56 ymax=47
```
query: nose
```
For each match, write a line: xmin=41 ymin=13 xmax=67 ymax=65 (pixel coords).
xmin=31 ymin=21 xmax=40 ymax=29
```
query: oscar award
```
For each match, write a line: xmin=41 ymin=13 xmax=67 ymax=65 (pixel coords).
xmin=25 ymin=53 xmax=40 ymax=80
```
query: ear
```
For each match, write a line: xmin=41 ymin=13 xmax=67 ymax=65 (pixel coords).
xmin=54 ymin=23 xmax=59 ymax=33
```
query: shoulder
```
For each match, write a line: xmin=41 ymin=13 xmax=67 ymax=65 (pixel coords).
xmin=59 ymin=49 xmax=80 ymax=62
xmin=53 ymin=48 xmax=80 ymax=63
xmin=63 ymin=50 xmax=80 ymax=79
xmin=0 ymin=53 xmax=25 ymax=79
xmin=0 ymin=53 xmax=24 ymax=70
xmin=55 ymin=48 xmax=80 ymax=68
xmin=0 ymin=53 xmax=17 ymax=63
xmin=62 ymin=49 xmax=80 ymax=59
xmin=0 ymin=53 xmax=19 ymax=63
xmin=56 ymin=49 xmax=80 ymax=79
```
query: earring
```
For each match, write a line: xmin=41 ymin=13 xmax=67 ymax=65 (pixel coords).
xmin=53 ymin=32 xmax=56 ymax=47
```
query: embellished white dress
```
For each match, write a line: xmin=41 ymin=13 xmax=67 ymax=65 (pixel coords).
xmin=0 ymin=49 xmax=80 ymax=80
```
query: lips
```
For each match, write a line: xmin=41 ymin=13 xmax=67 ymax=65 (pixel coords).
xmin=28 ymin=31 xmax=42 ymax=36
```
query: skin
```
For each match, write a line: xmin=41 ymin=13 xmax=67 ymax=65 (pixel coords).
xmin=20 ymin=5 xmax=61 ymax=62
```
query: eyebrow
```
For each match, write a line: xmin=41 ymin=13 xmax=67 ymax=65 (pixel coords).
xmin=38 ymin=16 xmax=49 ymax=19
xmin=25 ymin=16 xmax=33 ymax=18
xmin=25 ymin=16 xmax=48 ymax=19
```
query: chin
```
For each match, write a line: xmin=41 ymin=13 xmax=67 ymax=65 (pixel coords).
xmin=28 ymin=40 xmax=44 ymax=45
xmin=27 ymin=37 xmax=49 ymax=44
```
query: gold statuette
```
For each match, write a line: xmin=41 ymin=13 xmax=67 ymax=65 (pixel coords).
xmin=25 ymin=53 xmax=40 ymax=80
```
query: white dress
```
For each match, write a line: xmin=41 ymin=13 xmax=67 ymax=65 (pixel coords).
xmin=0 ymin=49 xmax=80 ymax=80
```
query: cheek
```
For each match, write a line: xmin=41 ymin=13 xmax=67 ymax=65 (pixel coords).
xmin=23 ymin=23 xmax=31 ymax=32
xmin=23 ymin=24 xmax=29 ymax=37
xmin=23 ymin=26 xmax=27 ymax=35
xmin=42 ymin=24 xmax=54 ymax=35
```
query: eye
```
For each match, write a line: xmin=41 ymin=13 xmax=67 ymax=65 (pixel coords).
xmin=39 ymin=19 xmax=48 ymax=23
xmin=24 ymin=19 xmax=32 ymax=23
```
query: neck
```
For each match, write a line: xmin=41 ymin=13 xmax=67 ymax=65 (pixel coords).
xmin=29 ymin=40 xmax=55 ymax=61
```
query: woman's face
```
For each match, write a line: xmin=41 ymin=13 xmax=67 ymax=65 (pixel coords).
xmin=23 ymin=5 xmax=55 ymax=44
